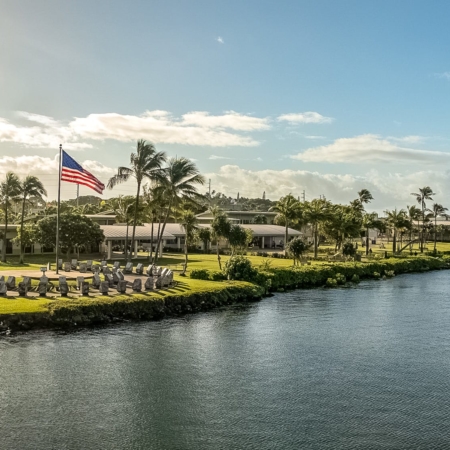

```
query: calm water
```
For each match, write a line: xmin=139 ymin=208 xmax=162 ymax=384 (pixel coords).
xmin=1 ymin=271 xmax=450 ymax=449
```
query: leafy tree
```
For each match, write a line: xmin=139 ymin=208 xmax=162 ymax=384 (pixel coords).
xmin=285 ymin=237 xmax=309 ymax=265
xmin=253 ymin=214 xmax=268 ymax=224
xmin=342 ymin=242 xmax=357 ymax=257
xmin=107 ymin=140 xmax=166 ymax=260
xmin=179 ymin=209 xmax=199 ymax=275
xmin=428 ymin=203 xmax=448 ymax=251
xmin=406 ymin=205 xmax=422 ymax=253
xmin=411 ymin=186 xmax=435 ymax=252
xmin=18 ymin=175 xmax=47 ymax=263
xmin=270 ymin=194 xmax=302 ymax=248
xmin=153 ymin=157 xmax=205 ymax=261
xmin=228 ymin=224 xmax=250 ymax=255
xmin=361 ymin=212 xmax=382 ymax=256
xmin=223 ymin=255 xmax=257 ymax=282
xmin=35 ymin=213 xmax=105 ymax=259
xmin=13 ymin=222 xmax=38 ymax=255
xmin=0 ymin=172 xmax=21 ymax=262
xmin=210 ymin=208 xmax=231 ymax=269
xmin=197 ymin=227 xmax=211 ymax=253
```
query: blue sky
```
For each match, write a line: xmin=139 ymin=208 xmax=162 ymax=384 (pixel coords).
xmin=1 ymin=0 xmax=450 ymax=210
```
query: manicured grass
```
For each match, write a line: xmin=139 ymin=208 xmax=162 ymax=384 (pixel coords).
xmin=0 ymin=298 xmax=52 ymax=314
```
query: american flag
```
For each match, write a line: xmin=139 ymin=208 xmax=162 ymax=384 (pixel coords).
xmin=61 ymin=150 xmax=105 ymax=194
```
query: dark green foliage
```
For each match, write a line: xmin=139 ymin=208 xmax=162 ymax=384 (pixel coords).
xmin=190 ymin=269 xmax=210 ymax=280
xmin=342 ymin=242 xmax=356 ymax=256
xmin=223 ymin=255 xmax=258 ymax=281
xmin=285 ymin=237 xmax=309 ymax=264
xmin=209 ymin=271 xmax=226 ymax=281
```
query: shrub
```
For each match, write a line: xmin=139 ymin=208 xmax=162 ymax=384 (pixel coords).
xmin=373 ymin=272 xmax=381 ymax=279
xmin=209 ymin=271 xmax=226 ymax=281
xmin=223 ymin=256 xmax=258 ymax=282
xmin=342 ymin=242 xmax=356 ymax=257
xmin=335 ymin=273 xmax=346 ymax=285
xmin=326 ymin=278 xmax=338 ymax=287
xmin=385 ymin=270 xmax=395 ymax=277
xmin=259 ymin=260 xmax=273 ymax=271
xmin=351 ymin=274 xmax=360 ymax=283
xmin=190 ymin=269 xmax=210 ymax=280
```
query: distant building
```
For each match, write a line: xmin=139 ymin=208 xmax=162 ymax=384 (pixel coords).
xmin=196 ymin=210 xmax=277 ymax=224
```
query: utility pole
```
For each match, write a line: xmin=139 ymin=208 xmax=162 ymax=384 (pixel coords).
xmin=208 ymin=179 xmax=211 ymax=197
xmin=301 ymin=190 xmax=306 ymax=202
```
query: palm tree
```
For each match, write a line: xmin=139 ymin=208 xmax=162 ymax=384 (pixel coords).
xmin=153 ymin=157 xmax=205 ymax=261
xmin=411 ymin=186 xmax=435 ymax=252
xmin=107 ymin=140 xmax=166 ymax=260
xmin=428 ymin=203 xmax=448 ymax=251
xmin=350 ymin=188 xmax=374 ymax=214
xmin=0 ymin=172 xmax=21 ymax=262
xmin=361 ymin=212 xmax=378 ymax=256
xmin=179 ymin=209 xmax=199 ymax=275
xmin=210 ymin=206 xmax=231 ymax=270
xmin=406 ymin=205 xmax=421 ymax=253
xmin=303 ymin=198 xmax=331 ymax=258
xmin=385 ymin=208 xmax=408 ymax=253
xmin=269 ymin=194 xmax=302 ymax=248
xmin=18 ymin=176 xmax=47 ymax=263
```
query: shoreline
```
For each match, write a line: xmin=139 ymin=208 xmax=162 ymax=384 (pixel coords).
xmin=1 ymin=255 xmax=448 ymax=334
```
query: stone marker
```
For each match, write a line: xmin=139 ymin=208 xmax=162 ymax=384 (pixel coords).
xmin=79 ymin=263 xmax=87 ymax=273
xmin=117 ymin=270 xmax=125 ymax=281
xmin=6 ymin=276 xmax=15 ymax=289
xmin=155 ymin=276 xmax=163 ymax=289
xmin=64 ymin=262 xmax=71 ymax=272
xmin=105 ymin=274 xmax=114 ymax=287
xmin=0 ymin=275 xmax=4 ymax=282
xmin=93 ymin=273 xmax=101 ymax=288
xmin=101 ymin=260 xmax=107 ymax=267
xmin=156 ymin=266 xmax=162 ymax=277
xmin=58 ymin=259 xmax=63 ymax=270
xmin=132 ymin=278 xmax=142 ymax=292
xmin=116 ymin=280 xmax=127 ymax=294
xmin=18 ymin=281 xmax=27 ymax=297
xmin=81 ymin=281 xmax=90 ymax=296
xmin=59 ymin=282 xmax=69 ymax=297
xmin=136 ymin=263 xmax=144 ymax=275
xmin=145 ymin=276 xmax=154 ymax=290
xmin=92 ymin=264 xmax=101 ymax=273
xmin=76 ymin=276 xmax=84 ymax=290
xmin=59 ymin=276 xmax=67 ymax=284
xmin=124 ymin=262 xmax=133 ymax=274
xmin=47 ymin=262 xmax=52 ymax=271
xmin=146 ymin=264 xmax=153 ymax=276
xmin=99 ymin=281 xmax=109 ymax=295
xmin=113 ymin=261 xmax=120 ymax=270
xmin=0 ymin=281 xmax=7 ymax=296
xmin=71 ymin=259 xmax=78 ymax=270
xmin=167 ymin=270 xmax=174 ymax=286
xmin=103 ymin=266 xmax=111 ymax=275
xmin=38 ymin=282 xmax=47 ymax=297
xmin=40 ymin=275 xmax=49 ymax=285
xmin=86 ymin=260 xmax=93 ymax=271
xmin=22 ymin=276 xmax=31 ymax=289
xmin=112 ymin=271 xmax=120 ymax=284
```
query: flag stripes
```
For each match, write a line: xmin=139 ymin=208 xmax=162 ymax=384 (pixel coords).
xmin=61 ymin=150 xmax=105 ymax=194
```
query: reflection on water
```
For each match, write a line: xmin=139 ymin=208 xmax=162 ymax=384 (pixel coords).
xmin=1 ymin=271 xmax=450 ymax=449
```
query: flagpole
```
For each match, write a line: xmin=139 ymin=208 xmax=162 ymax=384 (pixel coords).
xmin=55 ymin=144 xmax=62 ymax=275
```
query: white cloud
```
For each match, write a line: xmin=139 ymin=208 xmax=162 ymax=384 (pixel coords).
xmin=304 ymin=135 xmax=326 ymax=140
xmin=209 ymin=155 xmax=232 ymax=160
xmin=292 ymin=134 xmax=450 ymax=164
xmin=388 ymin=135 xmax=425 ymax=144
xmin=278 ymin=112 xmax=334 ymax=124
xmin=181 ymin=111 xmax=270 ymax=131
xmin=216 ymin=36 xmax=224 ymax=44
xmin=0 ymin=110 xmax=270 ymax=149
xmin=207 ymin=165 xmax=450 ymax=212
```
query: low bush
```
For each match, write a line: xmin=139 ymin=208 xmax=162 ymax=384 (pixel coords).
xmin=373 ymin=272 xmax=381 ymax=279
xmin=385 ymin=270 xmax=395 ymax=278
xmin=351 ymin=274 xmax=360 ymax=283
xmin=326 ymin=278 xmax=338 ymax=287
xmin=209 ymin=271 xmax=226 ymax=281
xmin=335 ymin=273 xmax=346 ymax=285
xmin=190 ymin=269 xmax=210 ymax=280
xmin=223 ymin=256 xmax=258 ymax=282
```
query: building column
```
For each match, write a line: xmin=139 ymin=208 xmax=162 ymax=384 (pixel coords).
xmin=134 ymin=240 xmax=138 ymax=258
xmin=107 ymin=241 xmax=112 ymax=260
xmin=261 ymin=236 xmax=265 ymax=249
xmin=177 ymin=237 xmax=181 ymax=249
xmin=160 ymin=240 xmax=164 ymax=256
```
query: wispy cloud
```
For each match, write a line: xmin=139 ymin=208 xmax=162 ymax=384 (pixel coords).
xmin=216 ymin=36 xmax=224 ymax=44
xmin=0 ymin=110 xmax=271 ymax=149
xmin=388 ymin=135 xmax=425 ymax=144
xmin=209 ymin=155 xmax=232 ymax=160
xmin=304 ymin=135 xmax=326 ymax=140
xmin=291 ymin=134 xmax=450 ymax=164
xmin=278 ymin=112 xmax=334 ymax=124
xmin=435 ymin=72 xmax=450 ymax=80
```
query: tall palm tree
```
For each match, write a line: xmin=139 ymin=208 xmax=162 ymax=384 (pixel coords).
xmin=210 ymin=206 xmax=231 ymax=270
xmin=153 ymin=157 xmax=205 ymax=261
xmin=385 ymin=208 xmax=408 ymax=253
xmin=18 ymin=176 xmax=47 ymax=263
xmin=406 ymin=205 xmax=421 ymax=253
xmin=411 ymin=186 xmax=435 ymax=252
xmin=303 ymin=198 xmax=331 ymax=258
xmin=107 ymin=140 xmax=166 ymax=260
xmin=350 ymin=189 xmax=374 ymax=214
xmin=269 ymin=194 xmax=302 ymax=248
xmin=429 ymin=203 xmax=448 ymax=251
xmin=0 ymin=172 xmax=21 ymax=262
xmin=179 ymin=209 xmax=199 ymax=275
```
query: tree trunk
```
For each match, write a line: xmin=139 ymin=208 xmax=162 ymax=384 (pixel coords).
xmin=2 ymin=203 xmax=8 ymax=263
xmin=154 ymin=214 xmax=162 ymax=260
xmin=285 ymin=223 xmax=288 ymax=254
xmin=314 ymin=224 xmax=318 ymax=259
xmin=392 ymin=229 xmax=396 ymax=253
xmin=19 ymin=195 xmax=26 ymax=264
xmin=154 ymin=198 xmax=173 ymax=263
xmin=217 ymin=239 xmax=222 ymax=270
xmin=366 ymin=226 xmax=369 ymax=256
xmin=129 ymin=181 xmax=141 ymax=261
xmin=182 ymin=232 xmax=188 ymax=275
xmin=149 ymin=219 xmax=154 ymax=262
xmin=434 ymin=217 xmax=437 ymax=251
xmin=124 ymin=222 xmax=129 ymax=261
